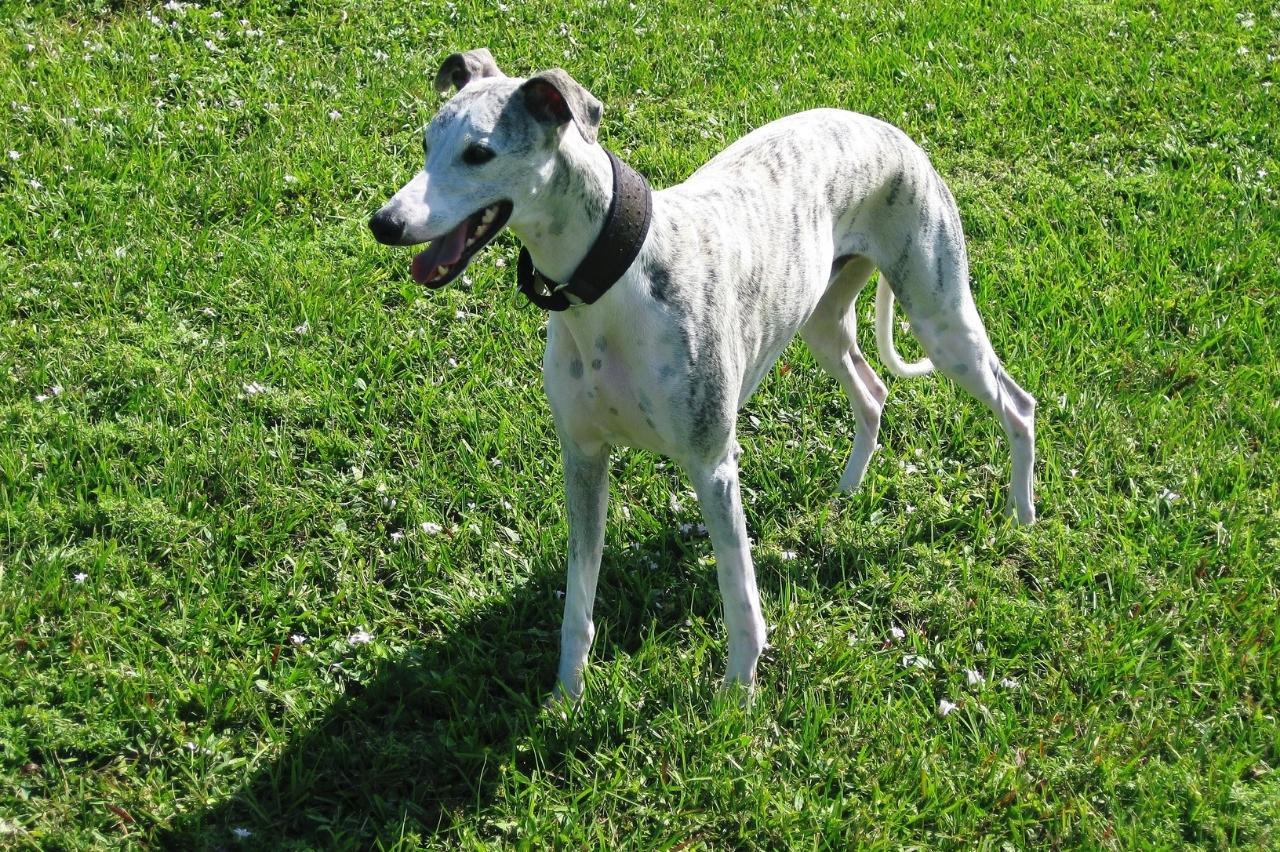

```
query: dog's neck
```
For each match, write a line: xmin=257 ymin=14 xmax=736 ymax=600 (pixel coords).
xmin=507 ymin=134 xmax=614 ymax=284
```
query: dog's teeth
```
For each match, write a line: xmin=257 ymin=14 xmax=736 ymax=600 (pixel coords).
xmin=474 ymin=224 xmax=488 ymax=237
xmin=466 ymin=238 xmax=477 ymax=247
xmin=436 ymin=265 xmax=451 ymax=276
xmin=481 ymin=207 xmax=497 ymax=224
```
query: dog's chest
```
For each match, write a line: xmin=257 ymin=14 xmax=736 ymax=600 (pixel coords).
xmin=543 ymin=317 xmax=679 ymax=456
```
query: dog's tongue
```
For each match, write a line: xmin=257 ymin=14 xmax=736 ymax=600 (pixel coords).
xmin=410 ymin=220 xmax=470 ymax=284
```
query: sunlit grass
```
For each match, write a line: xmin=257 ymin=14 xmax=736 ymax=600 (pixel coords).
xmin=1 ymin=1 xmax=1277 ymax=848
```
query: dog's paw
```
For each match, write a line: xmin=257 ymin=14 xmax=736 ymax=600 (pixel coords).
xmin=543 ymin=681 xmax=583 ymax=714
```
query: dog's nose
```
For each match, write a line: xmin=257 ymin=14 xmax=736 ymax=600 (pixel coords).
xmin=368 ymin=209 xmax=405 ymax=245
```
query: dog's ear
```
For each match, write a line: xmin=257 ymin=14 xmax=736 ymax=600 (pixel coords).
xmin=433 ymin=48 xmax=504 ymax=93
xmin=519 ymin=69 xmax=603 ymax=145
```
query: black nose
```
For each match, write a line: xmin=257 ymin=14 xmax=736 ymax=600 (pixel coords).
xmin=368 ymin=209 xmax=405 ymax=245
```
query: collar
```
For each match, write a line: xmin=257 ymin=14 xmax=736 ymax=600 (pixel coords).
xmin=517 ymin=148 xmax=652 ymax=312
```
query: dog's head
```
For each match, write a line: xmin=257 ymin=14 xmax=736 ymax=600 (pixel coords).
xmin=368 ymin=48 xmax=603 ymax=288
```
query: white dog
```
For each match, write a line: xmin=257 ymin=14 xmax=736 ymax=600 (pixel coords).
xmin=371 ymin=49 xmax=1037 ymax=702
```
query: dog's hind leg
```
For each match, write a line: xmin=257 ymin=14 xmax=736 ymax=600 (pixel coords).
xmin=801 ymin=255 xmax=889 ymax=493
xmin=882 ymin=225 xmax=1037 ymax=524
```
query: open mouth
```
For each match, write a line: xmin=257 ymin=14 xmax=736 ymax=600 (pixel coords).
xmin=410 ymin=201 xmax=513 ymax=288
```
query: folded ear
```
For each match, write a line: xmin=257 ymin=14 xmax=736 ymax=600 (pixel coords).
xmin=433 ymin=48 xmax=504 ymax=93
xmin=519 ymin=69 xmax=603 ymax=145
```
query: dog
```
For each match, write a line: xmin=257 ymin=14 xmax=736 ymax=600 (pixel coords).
xmin=370 ymin=48 xmax=1037 ymax=702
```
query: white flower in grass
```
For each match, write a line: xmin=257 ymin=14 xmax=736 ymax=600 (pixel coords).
xmin=231 ymin=826 xmax=252 ymax=840
xmin=6 ymin=150 xmax=17 ymax=160
xmin=1238 ymin=12 xmax=1256 ymax=28
xmin=328 ymin=109 xmax=342 ymax=121
xmin=373 ymin=49 xmax=389 ymax=62
xmin=901 ymin=654 xmax=932 ymax=669
xmin=888 ymin=626 xmax=906 ymax=641
xmin=347 ymin=628 xmax=373 ymax=646
xmin=780 ymin=550 xmax=798 ymax=561
xmin=35 ymin=385 xmax=63 ymax=403
xmin=73 ymin=572 xmax=88 ymax=584
xmin=289 ymin=633 xmax=307 ymax=646
xmin=210 ymin=10 xmax=223 ymax=18
xmin=283 ymin=173 xmax=298 ymax=184
xmin=966 ymin=668 xmax=985 ymax=686
xmin=242 ymin=381 xmax=269 ymax=395
xmin=28 ymin=179 xmax=42 ymax=190
xmin=293 ymin=319 xmax=309 ymax=334
xmin=1238 ymin=45 xmax=1250 ymax=56
xmin=389 ymin=531 xmax=404 ymax=543
xmin=1001 ymin=677 xmax=1021 ymax=689
xmin=421 ymin=521 xmax=443 ymax=535
xmin=938 ymin=698 xmax=958 ymax=717
xmin=1157 ymin=486 xmax=1181 ymax=504
xmin=113 ymin=246 xmax=127 ymax=258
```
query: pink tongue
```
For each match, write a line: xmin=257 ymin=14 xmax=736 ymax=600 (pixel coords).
xmin=410 ymin=220 xmax=470 ymax=283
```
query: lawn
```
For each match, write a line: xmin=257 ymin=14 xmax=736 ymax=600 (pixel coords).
xmin=1 ymin=0 xmax=1277 ymax=848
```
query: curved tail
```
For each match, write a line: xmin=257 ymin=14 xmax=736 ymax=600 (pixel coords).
xmin=875 ymin=277 xmax=934 ymax=378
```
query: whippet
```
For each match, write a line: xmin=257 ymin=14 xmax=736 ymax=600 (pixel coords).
xmin=369 ymin=48 xmax=1037 ymax=702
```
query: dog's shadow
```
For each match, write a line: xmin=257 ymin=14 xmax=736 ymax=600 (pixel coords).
xmin=159 ymin=527 xmax=736 ymax=849
xmin=160 ymin=505 xmax=921 ymax=848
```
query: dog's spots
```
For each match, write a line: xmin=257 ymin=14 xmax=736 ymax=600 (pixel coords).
xmin=763 ymin=158 xmax=782 ymax=186
xmin=645 ymin=258 xmax=674 ymax=305
xmin=659 ymin=365 xmax=677 ymax=380
xmin=594 ymin=335 xmax=607 ymax=351
xmin=591 ymin=358 xmax=602 ymax=371
xmin=569 ymin=358 xmax=583 ymax=379
xmin=951 ymin=363 xmax=970 ymax=375
xmin=609 ymin=406 xmax=620 ymax=416
xmin=935 ymin=252 xmax=948 ymax=294
xmin=886 ymin=171 xmax=904 ymax=206
xmin=645 ymin=417 xmax=656 ymax=430
xmin=637 ymin=392 xmax=653 ymax=414
xmin=687 ymin=370 xmax=728 ymax=455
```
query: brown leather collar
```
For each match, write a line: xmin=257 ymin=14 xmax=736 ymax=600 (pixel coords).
xmin=517 ymin=148 xmax=652 ymax=311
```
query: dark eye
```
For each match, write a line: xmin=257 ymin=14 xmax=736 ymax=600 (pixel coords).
xmin=462 ymin=143 xmax=496 ymax=166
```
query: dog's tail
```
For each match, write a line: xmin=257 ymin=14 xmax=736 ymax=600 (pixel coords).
xmin=875 ymin=278 xmax=934 ymax=378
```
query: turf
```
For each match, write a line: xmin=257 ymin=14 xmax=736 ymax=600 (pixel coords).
xmin=1 ymin=0 xmax=1277 ymax=848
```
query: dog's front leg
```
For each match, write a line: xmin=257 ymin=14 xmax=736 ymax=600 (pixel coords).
xmin=551 ymin=443 xmax=610 ymax=704
xmin=687 ymin=446 xmax=768 ymax=691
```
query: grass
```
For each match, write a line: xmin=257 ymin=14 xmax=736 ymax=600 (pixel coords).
xmin=1 ymin=0 xmax=1277 ymax=847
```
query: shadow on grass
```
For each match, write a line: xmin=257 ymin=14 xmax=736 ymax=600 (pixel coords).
xmin=158 ymin=524 xmax=725 ymax=849
xmin=159 ymin=504 xmax=929 ymax=849
xmin=160 ymin=565 xmax=563 ymax=849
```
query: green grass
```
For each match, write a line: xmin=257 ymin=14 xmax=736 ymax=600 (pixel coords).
xmin=1 ymin=0 xmax=1277 ymax=847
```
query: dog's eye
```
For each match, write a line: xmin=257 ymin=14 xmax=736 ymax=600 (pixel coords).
xmin=462 ymin=143 xmax=496 ymax=166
